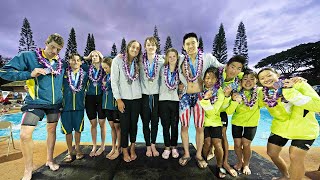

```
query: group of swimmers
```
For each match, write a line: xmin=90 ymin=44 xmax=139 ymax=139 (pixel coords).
xmin=0 ymin=32 xmax=319 ymax=180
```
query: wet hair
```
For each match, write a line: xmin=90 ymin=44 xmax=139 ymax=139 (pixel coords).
xmin=243 ymin=69 xmax=258 ymax=79
xmin=227 ymin=55 xmax=247 ymax=70
xmin=257 ymin=67 xmax=279 ymax=80
xmin=144 ymin=36 xmax=159 ymax=50
xmin=102 ymin=57 xmax=112 ymax=67
xmin=204 ymin=67 xmax=219 ymax=81
xmin=183 ymin=32 xmax=198 ymax=44
xmin=126 ymin=40 xmax=142 ymax=61
xmin=46 ymin=33 xmax=64 ymax=47
xmin=164 ymin=48 xmax=179 ymax=66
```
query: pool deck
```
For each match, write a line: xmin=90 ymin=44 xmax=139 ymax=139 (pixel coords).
xmin=0 ymin=140 xmax=319 ymax=179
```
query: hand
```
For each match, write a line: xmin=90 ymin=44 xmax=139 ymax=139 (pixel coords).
xmin=283 ymin=79 xmax=295 ymax=88
xmin=31 ymin=68 xmax=47 ymax=77
xmin=232 ymin=93 xmax=242 ymax=103
xmin=204 ymin=90 xmax=213 ymax=100
xmin=224 ymin=85 xmax=232 ymax=97
xmin=290 ymin=77 xmax=307 ymax=84
xmin=117 ymin=99 xmax=125 ymax=113
xmin=102 ymin=81 xmax=106 ymax=86
xmin=24 ymin=85 xmax=29 ymax=92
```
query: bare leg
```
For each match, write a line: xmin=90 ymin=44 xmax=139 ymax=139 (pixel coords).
xmin=267 ymin=143 xmax=289 ymax=179
xmin=242 ymin=138 xmax=252 ymax=175
xmin=179 ymin=126 xmax=190 ymax=164
xmin=130 ymin=143 xmax=137 ymax=160
xmin=65 ymin=133 xmax=73 ymax=154
xmin=222 ymin=127 xmax=237 ymax=177
xmin=20 ymin=125 xmax=36 ymax=180
xmin=233 ymin=138 xmax=243 ymax=171
xmin=288 ymin=146 xmax=308 ymax=180
xmin=95 ymin=119 xmax=106 ymax=156
xmin=46 ymin=122 xmax=59 ymax=171
xmin=202 ymin=137 xmax=212 ymax=159
xmin=89 ymin=119 xmax=97 ymax=157
xmin=106 ymin=121 xmax=116 ymax=158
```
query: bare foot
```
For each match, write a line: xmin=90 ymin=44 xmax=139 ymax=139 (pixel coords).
xmin=243 ymin=165 xmax=251 ymax=175
xmin=108 ymin=149 xmax=120 ymax=160
xmin=22 ymin=168 xmax=32 ymax=180
xmin=271 ymin=176 xmax=289 ymax=180
xmin=130 ymin=144 xmax=137 ymax=161
xmin=89 ymin=147 xmax=97 ymax=157
xmin=151 ymin=144 xmax=159 ymax=157
xmin=95 ymin=147 xmax=105 ymax=156
xmin=223 ymin=163 xmax=237 ymax=177
xmin=122 ymin=148 xmax=131 ymax=162
xmin=207 ymin=151 xmax=215 ymax=161
xmin=106 ymin=149 xmax=115 ymax=159
xmin=234 ymin=162 xmax=243 ymax=171
xmin=146 ymin=146 xmax=152 ymax=157
xmin=45 ymin=161 xmax=59 ymax=171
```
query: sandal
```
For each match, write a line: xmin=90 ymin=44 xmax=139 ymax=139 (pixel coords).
xmin=218 ymin=167 xmax=227 ymax=178
xmin=63 ymin=154 xmax=73 ymax=163
xmin=171 ymin=148 xmax=179 ymax=159
xmin=162 ymin=149 xmax=171 ymax=159
xmin=179 ymin=156 xmax=191 ymax=166
xmin=76 ymin=152 xmax=84 ymax=160
xmin=195 ymin=157 xmax=207 ymax=169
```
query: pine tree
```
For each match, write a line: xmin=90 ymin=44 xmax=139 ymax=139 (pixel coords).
xmin=111 ymin=43 xmax=118 ymax=57
xmin=64 ymin=27 xmax=78 ymax=61
xmin=120 ymin=38 xmax=126 ymax=54
xmin=198 ymin=36 xmax=204 ymax=51
xmin=164 ymin=36 xmax=173 ymax=54
xmin=153 ymin=26 xmax=161 ymax=54
xmin=91 ymin=34 xmax=96 ymax=51
xmin=213 ymin=23 xmax=228 ymax=64
xmin=233 ymin=21 xmax=249 ymax=62
xmin=18 ymin=18 xmax=36 ymax=52
xmin=181 ymin=46 xmax=186 ymax=55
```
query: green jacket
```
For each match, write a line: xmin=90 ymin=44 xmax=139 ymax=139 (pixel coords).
xmin=226 ymin=87 xmax=262 ymax=127
xmin=259 ymin=82 xmax=320 ymax=140
xmin=200 ymin=88 xmax=230 ymax=127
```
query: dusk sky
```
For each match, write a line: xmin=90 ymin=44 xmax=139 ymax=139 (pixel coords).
xmin=0 ymin=0 xmax=319 ymax=69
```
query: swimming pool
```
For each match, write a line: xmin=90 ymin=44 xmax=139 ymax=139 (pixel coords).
xmin=0 ymin=108 xmax=319 ymax=146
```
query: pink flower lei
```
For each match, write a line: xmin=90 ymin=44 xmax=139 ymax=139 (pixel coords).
xmin=142 ymin=52 xmax=159 ymax=80
xmin=183 ymin=49 xmax=203 ymax=82
xmin=35 ymin=48 xmax=62 ymax=75
xmin=66 ymin=66 xmax=85 ymax=93
xmin=101 ymin=74 xmax=111 ymax=92
xmin=263 ymin=86 xmax=281 ymax=107
xmin=164 ymin=64 xmax=179 ymax=90
xmin=240 ymin=85 xmax=258 ymax=107
xmin=122 ymin=53 xmax=139 ymax=81
xmin=88 ymin=64 xmax=103 ymax=83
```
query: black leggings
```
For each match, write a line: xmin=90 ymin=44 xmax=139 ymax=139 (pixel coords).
xmin=141 ymin=94 xmax=159 ymax=146
xmin=119 ymin=99 xmax=141 ymax=148
xmin=159 ymin=101 xmax=179 ymax=147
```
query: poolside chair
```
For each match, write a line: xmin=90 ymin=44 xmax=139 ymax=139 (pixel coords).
xmin=0 ymin=121 xmax=15 ymax=156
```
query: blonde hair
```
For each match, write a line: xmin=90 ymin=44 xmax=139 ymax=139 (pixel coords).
xmin=164 ymin=48 xmax=178 ymax=66
xmin=84 ymin=50 xmax=104 ymax=62
xmin=46 ymin=33 xmax=64 ymax=46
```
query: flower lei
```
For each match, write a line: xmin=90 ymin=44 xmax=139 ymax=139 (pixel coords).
xmin=142 ymin=52 xmax=159 ymax=80
xmin=101 ymin=74 xmax=111 ymax=92
xmin=122 ymin=53 xmax=139 ymax=81
xmin=240 ymin=85 xmax=258 ymax=107
xmin=66 ymin=66 xmax=84 ymax=93
xmin=183 ymin=49 xmax=203 ymax=82
xmin=164 ymin=64 xmax=179 ymax=90
xmin=35 ymin=48 xmax=62 ymax=75
xmin=263 ymin=87 xmax=281 ymax=107
xmin=88 ymin=64 xmax=103 ymax=83
xmin=218 ymin=67 xmax=239 ymax=92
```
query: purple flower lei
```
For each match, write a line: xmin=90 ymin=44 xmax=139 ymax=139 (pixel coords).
xmin=101 ymin=74 xmax=111 ymax=92
xmin=263 ymin=86 xmax=281 ymax=107
xmin=66 ymin=66 xmax=84 ymax=93
xmin=88 ymin=64 xmax=103 ymax=83
xmin=240 ymin=85 xmax=258 ymax=107
xmin=183 ymin=49 xmax=203 ymax=82
xmin=164 ymin=64 xmax=179 ymax=90
xmin=122 ymin=53 xmax=139 ymax=81
xmin=142 ymin=52 xmax=159 ymax=80
xmin=35 ymin=48 xmax=62 ymax=75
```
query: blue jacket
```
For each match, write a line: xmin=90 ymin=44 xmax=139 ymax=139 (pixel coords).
xmin=0 ymin=51 xmax=64 ymax=105
xmin=102 ymin=74 xmax=117 ymax=110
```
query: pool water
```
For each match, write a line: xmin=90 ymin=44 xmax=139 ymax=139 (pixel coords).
xmin=0 ymin=108 xmax=319 ymax=146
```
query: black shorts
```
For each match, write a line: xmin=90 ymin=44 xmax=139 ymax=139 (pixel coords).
xmin=104 ymin=109 xmax=120 ymax=123
xmin=220 ymin=112 xmax=228 ymax=127
xmin=232 ymin=125 xmax=257 ymax=141
xmin=268 ymin=133 xmax=315 ymax=151
xmin=204 ymin=126 xmax=222 ymax=139
xmin=21 ymin=103 xmax=62 ymax=126
xmin=85 ymin=94 xmax=104 ymax=120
